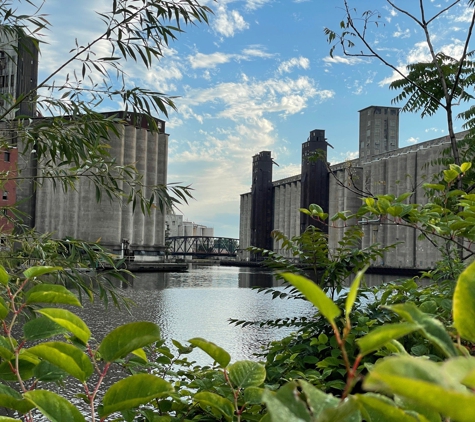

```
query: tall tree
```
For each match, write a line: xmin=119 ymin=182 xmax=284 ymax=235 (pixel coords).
xmin=324 ymin=0 xmax=475 ymax=166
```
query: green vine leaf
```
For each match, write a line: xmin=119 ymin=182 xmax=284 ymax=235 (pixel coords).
xmin=281 ymin=273 xmax=341 ymax=325
xmin=98 ymin=322 xmax=160 ymax=362
xmin=99 ymin=374 xmax=173 ymax=418
xmin=228 ymin=360 xmax=266 ymax=388
xmin=36 ymin=309 xmax=91 ymax=344
xmin=188 ymin=337 xmax=231 ymax=368
xmin=24 ymin=390 xmax=85 ymax=422
xmin=453 ymin=260 xmax=475 ymax=342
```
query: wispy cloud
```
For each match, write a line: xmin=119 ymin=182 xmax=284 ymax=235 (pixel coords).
xmin=188 ymin=47 xmax=274 ymax=69
xmin=323 ymin=56 xmax=365 ymax=65
xmin=277 ymin=56 xmax=310 ymax=74
xmin=180 ymin=76 xmax=333 ymax=121
xmin=393 ymin=24 xmax=410 ymax=38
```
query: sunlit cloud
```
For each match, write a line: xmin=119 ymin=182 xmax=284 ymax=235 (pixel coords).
xmin=277 ymin=56 xmax=310 ymax=74
xmin=213 ymin=4 xmax=249 ymax=37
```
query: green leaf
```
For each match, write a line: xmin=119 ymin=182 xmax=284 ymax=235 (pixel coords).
xmin=388 ymin=303 xmax=457 ymax=357
xmin=28 ymin=342 xmax=93 ymax=382
xmin=0 ymin=297 xmax=8 ymax=320
xmin=244 ymin=387 xmax=264 ymax=404
xmin=262 ymin=381 xmax=344 ymax=422
xmin=317 ymin=396 xmax=361 ymax=422
xmin=23 ymin=317 xmax=68 ymax=341
xmin=461 ymin=162 xmax=472 ymax=173
xmin=194 ymin=392 xmax=234 ymax=421
xmin=394 ymin=395 xmax=440 ymax=422
xmin=0 ymin=384 xmax=34 ymax=414
xmin=188 ymin=337 xmax=231 ymax=368
xmin=0 ymin=266 xmax=10 ymax=286
xmin=454 ymin=260 xmax=475 ymax=342
xmin=345 ymin=267 xmax=367 ymax=320
xmin=422 ymin=183 xmax=445 ymax=191
xmin=228 ymin=361 xmax=266 ymax=388
xmin=0 ymin=355 xmax=39 ymax=381
xmin=357 ymin=323 xmax=419 ymax=356
xmin=443 ymin=169 xmax=459 ymax=183
xmin=364 ymin=356 xmax=475 ymax=422
xmin=99 ymin=374 xmax=173 ymax=418
xmin=281 ymin=273 xmax=341 ymax=325
xmin=36 ymin=309 xmax=91 ymax=344
xmin=395 ymin=192 xmax=412 ymax=203
xmin=356 ymin=393 xmax=423 ymax=422
xmin=33 ymin=361 xmax=69 ymax=382
xmin=98 ymin=322 xmax=160 ymax=362
xmin=26 ymin=284 xmax=81 ymax=307
xmin=23 ymin=266 xmax=62 ymax=279
xmin=24 ymin=390 xmax=85 ymax=422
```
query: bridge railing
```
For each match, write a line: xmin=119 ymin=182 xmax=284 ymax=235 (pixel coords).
xmin=166 ymin=236 xmax=239 ymax=256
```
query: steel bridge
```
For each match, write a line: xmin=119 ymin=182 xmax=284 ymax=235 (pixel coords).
xmin=166 ymin=236 xmax=239 ymax=257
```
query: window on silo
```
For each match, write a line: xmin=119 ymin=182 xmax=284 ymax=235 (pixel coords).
xmin=2 ymin=191 xmax=7 ymax=200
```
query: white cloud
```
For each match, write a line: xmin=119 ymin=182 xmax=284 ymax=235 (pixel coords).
xmin=452 ymin=5 xmax=474 ymax=23
xmin=323 ymin=56 xmax=365 ymax=66
xmin=189 ymin=52 xmax=233 ymax=69
xmin=191 ymin=76 xmax=329 ymax=120
xmin=277 ymin=56 xmax=310 ymax=74
xmin=188 ymin=47 xmax=274 ymax=70
xmin=274 ymin=163 xmax=301 ymax=179
xmin=378 ymin=39 xmax=466 ymax=86
xmin=328 ymin=150 xmax=358 ymax=165
xmin=245 ymin=0 xmax=272 ymax=10
xmin=241 ymin=47 xmax=274 ymax=58
xmin=393 ymin=24 xmax=410 ymax=39
xmin=406 ymin=137 xmax=419 ymax=144
xmin=213 ymin=4 xmax=249 ymax=37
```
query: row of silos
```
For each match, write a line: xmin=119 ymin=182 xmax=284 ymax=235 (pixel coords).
xmin=34 ymin=113 xmax=169 ymax=255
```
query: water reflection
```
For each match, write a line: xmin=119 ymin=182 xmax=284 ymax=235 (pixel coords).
xmin=75 ymin=265 xmax=313 ymax=365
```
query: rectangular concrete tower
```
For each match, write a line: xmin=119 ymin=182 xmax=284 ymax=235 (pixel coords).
xmin=359 ymin=106 xmax=400 ymax=162
xmin=300 ymin=129 xmax=329 ymax=233
xmin=250 ymin=151 xmax=274 ymax=254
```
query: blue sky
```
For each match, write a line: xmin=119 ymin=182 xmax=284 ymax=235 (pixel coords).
xmin=32 ymin=0 xmax=475 ymax=238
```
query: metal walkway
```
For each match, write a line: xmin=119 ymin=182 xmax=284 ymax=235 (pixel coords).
xmin=166 ymin=236 xmax=238 ymax=257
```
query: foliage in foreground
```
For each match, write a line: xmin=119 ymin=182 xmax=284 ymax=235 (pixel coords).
xmin=0 ymin=165 xmax=474 ymax=421
xmin=1 ymin=246 xmax=475 ymax=421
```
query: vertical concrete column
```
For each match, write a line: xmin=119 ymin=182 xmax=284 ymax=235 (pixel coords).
xmin=289 ymin=182 xmax=297 ymax=239
xmin=294 ymin=181 xmax=301 ymax=237
xmin=284 ymin=184 xmax=291 ymax=240
xmin=121 ymin=125 xmax=136 ymax=246
xmin=273 ymin=186 xmax=281 ymax=252
xmin=133 ymin=128 xmax=147 ymax=248
xmin=385 ymin=157 xmax=397 ymax=267
xmin=239 ymin=193 xmax=251 ymax=260
xmin=144 ymin=130 xmax=157 ymax=248
xmin=155 ymin=132 xmax=168 ymax=247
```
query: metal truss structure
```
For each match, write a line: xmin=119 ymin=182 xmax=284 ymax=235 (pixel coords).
xmin=167 ymin=236 xmax=238 ymax=257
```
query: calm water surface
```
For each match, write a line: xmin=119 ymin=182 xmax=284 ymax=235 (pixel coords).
xmin=77 ymin=265 xmax=315 ymax=364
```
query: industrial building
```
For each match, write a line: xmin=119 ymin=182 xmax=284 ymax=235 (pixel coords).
xmin=239 ymin=105 xmax=463 ymax=270
xmin=32 ymin=112 xmax=170 ymax=257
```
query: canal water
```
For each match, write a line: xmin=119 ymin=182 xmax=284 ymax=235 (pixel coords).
xmin=76 ymin=264 xmax=316 ymax=364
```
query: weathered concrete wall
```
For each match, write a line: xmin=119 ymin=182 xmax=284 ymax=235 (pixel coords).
xmin=272 ymin=176 xmax=301 ymax=257
xmin=238 ymin=192 xmax=251 ymax=261
xmin=35 ymin=122 xmax=168 ymax=254
xmin=239 ymin=132 xmax=468 ymax=269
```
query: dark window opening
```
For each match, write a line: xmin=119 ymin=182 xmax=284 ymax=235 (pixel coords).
xmin=4 ymin=151 xmax=10 ymax=162
xmin=2 ymin=191 xmax=7 ymax=200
